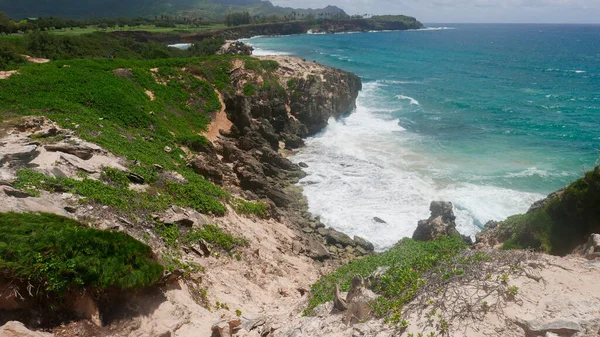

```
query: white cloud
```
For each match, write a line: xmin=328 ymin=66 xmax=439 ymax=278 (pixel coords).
xmin=268 ymin=0 xmax=600 ymax=23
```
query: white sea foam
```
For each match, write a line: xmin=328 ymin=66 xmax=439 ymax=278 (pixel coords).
xmin=408 ymin=27 xmax=456 ymax=32
xmin=251 ymin=48 xmax=291 ymax=56
xmin=396 ymin=94 xmax=420 ymax=105
xmin=291 ymin=83 xmax=544 ymax=250
xmin=167 ymin=43 xmax=192 ymax=50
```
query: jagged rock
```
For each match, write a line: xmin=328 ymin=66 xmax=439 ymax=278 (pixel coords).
xmin=0 ymin=144 xmax=39 ymax=167
xmin=298 ymin=162 xmax=309 ymax=168
xmin=353 ymin=235 xmax=374 ymax=252
xmin=217 ymin=41 xmax=253 ymax=56
xmin=412 ymin=201 xmax=460 ymax=241
xmin=45 ymin=144 xmax=94 ymax=160
xmin=190 ymin=153 xmax=227 ymax=184
xmin=344 ymin=275 xmax=378 ymax=324
xmin=333 ymin=284 xmax=348 ymax=311
xmin=159 ymin=269 xmax=184 ymax=285
xmin=581 ymin=234 xmax=600 ymax=259
xmin=212 ymin=318 xmax=242 ymax=337
xmin=64 ymin=206 xmax=77 ymax=213
xmin=291 ymin=240 xmax=303 ymax=254
xmin=190 ymin=239 xmax=211 ymax=257
xmin=13 ymin=116 xmax=46 ymax=132
xmin=514 ymin=318 xmax=581 ymax=337
xmin=0 ymin=321 xmax=53 ymax=337
xmin=60 ymin=153 xmax=97 ymax=173
xmin=323 ymin=228 xmax=355 ymax=247
xmin=306 ymin=239 xmax=331 ymax=261
xmin=126 ymin=172 xmax=145 ymax=184
xmin=527 ymin=188 xmax=565 ymax=213
xmin=373 ymin=217 xmax=387 ymax=224
xmin=3 ymin=187 xmax=32 ymax=198
xmin=30 ymin=127 xmax=60 ymax=139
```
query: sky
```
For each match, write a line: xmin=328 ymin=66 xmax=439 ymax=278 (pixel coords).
xmin=270 ymin=0 xmax=600 ymax=23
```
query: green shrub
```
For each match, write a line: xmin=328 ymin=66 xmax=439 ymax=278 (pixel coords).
xmin=500 ymin=166 xmax=600 ymax=255
xmin=0 ymin=212 xmax=163 ymax=296
xmin=305 ymin=236 xmax=466 ymax=321
xmin=243 ymin=83 xmax=256 ymax=96
xmin=231 ymin=198 xmax=268 ymax=218
xmin=183 ymin=224 xmax=248 ymax=252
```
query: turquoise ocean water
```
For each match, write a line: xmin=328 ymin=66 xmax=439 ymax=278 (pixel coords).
xmin=242 ymin=24 xmax=600 ymax=249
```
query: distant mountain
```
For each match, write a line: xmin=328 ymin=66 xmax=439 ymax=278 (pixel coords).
xmin=0 ymin=0 xmax=347 ymax=20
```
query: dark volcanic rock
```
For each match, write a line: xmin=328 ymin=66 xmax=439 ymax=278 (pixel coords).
xmin=354 ymin=235 xmax=375 ymax=252
xmin=323 ymin=228 xmax=356 ymax=247
xmin=412 ymin=201 xmax=460 ymax=241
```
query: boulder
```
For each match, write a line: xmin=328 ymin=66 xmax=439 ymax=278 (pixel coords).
xmin=527 ymin=188 xmax=564 ymax=213
xmin=0 ymin=321 xmax=53 ymax=337
xmin=189 ymin=153 xmax=225 ymax=184
xmin=323 ymin=228 xmax=355 ymax=247
xmin=3 ymin=187 xmax=32 ymax=198
xmin=45 ymin=144 xmax=94 ymax=160
xmin=353 ymin=235 xmax=375 ymax=252
xmin=412 ymin=201 xmax=460 ymax=241
xmin=581 ymin=234 xmax=600 ymax=259
xmin=373 ymin=217 xmax=387 ymax=224
xmin=306 ymin=239 xmax=331 ymax=261
xmin=344 ymin=275 xmax=378 ymax=324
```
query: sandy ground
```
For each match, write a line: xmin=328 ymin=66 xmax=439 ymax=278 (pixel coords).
xmin=204 ymin=90 xmax=233 ymax=142
xmin=0 ymin=70 xmax=18 ymax=80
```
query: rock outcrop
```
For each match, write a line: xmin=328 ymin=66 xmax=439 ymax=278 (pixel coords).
xmin=412 ymin=201 xmax=460 ymax=241
xmin=0 ymin=322 xmax=53 ymax=337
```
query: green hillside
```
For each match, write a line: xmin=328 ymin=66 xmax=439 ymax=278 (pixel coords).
xmin=0 ymin=0 xmax=346 ymax=20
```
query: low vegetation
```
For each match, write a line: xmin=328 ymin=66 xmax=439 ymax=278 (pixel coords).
xmin=500 ymin=166 xmax=600 ymax=255
xmin=305 ymin=236 xmax=466 ymax=321
xmin=231 ymin=198 xmax=268 ymax=218
xmin=14 ymin=168 xmax=227 ymax=216
xmin=0 ymin=212 xmax=163 ymax=297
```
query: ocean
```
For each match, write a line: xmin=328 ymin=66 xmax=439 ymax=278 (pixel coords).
xmin=241 ymin=24 xmax=600 ymax=250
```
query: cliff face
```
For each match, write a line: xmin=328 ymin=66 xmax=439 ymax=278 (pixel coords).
xmin=180 ymin=17 xmax=424 ymax=42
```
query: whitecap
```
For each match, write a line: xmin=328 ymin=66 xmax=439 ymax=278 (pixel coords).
xmin=396 ymin=94 xmax=420 ymax=105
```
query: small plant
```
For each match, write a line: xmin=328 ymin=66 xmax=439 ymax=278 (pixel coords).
xmin=231 ymin=198 xmax=268 ymax=218
xmin=235 ymin=309 xmax=242 ymax=317
xmin=507 ymin=285 xmax=519 ymax=298
xmin=400 ymin=320 xmax=409 ymax=328
xmin=481 ymin=301 xmax=489 ymax=312
xmin=500 ymin=273 xmax=509 ymax=284
xmin=439 ymin=319 xmax=449 ymax=335
xmin=243 ymin=83 xmax=256 ymax=96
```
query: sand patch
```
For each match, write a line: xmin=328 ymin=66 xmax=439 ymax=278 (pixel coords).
xmin=0 ymin=70 xmax=18 ymax=80
xmin=204 ymin=90 xmax=232 ymax=142
xmin=21 ymin=55 xmax=50 ymax=64
xmin=145 ymin=90 xmax=155 ymax=101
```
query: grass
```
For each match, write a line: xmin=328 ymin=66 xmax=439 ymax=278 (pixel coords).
xmin=155 ymin=222 xmax=248 ymax=253
xmin=14 ymin=168 xmax=226 ymax=216
xmin=500 ymin=166 xmax=600 ymax=255
xmin=231 ymin=198 xmax=268 ymax=218
xmin=0 ymin=212 xmax=163 ymax=297
xmin=305 ymin=236 xmax=466 ymax=322
xmin=48 ymin=24 xmax=225 ymax=36
xmin=0 ymin=57 xmax=236 ymax=215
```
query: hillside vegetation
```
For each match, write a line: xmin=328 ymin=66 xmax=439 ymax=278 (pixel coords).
xmin=0 ymin=212 xmax=163 ymax=297
xmin=0 ymin=0 xmax=345 ymax=21
xmin=496 ymin=166 xmax=600 ymax=255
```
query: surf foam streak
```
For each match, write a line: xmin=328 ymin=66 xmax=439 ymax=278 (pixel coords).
xmin=396 ymin=94 xmax=420 ymax=105
xmin=291 ymin=83 xmax=543 ymax=250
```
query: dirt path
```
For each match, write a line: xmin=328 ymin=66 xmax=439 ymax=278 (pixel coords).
xmin=204 ymin=90 xmax=233 ymax=142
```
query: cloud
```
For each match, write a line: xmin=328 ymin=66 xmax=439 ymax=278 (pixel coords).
xmin=268 ymin=0 xmax=600 ymax=23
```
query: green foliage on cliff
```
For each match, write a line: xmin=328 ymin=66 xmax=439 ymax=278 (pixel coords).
xmin=0 ymin=212 xmax=163 ymax=296
xmin=1 ymin=57 xmax=234 ymax=215
xmin=501 ymin=166 xmax=600 ymax=255
xmin=305 ymin=236 xmax=466 ymax=322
